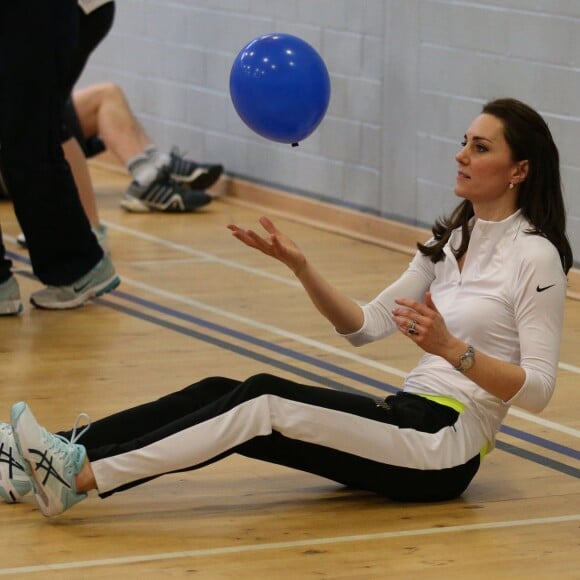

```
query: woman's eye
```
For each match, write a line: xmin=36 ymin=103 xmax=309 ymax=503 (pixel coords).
xmin=460 ymin=140 xmax=487 ymax=152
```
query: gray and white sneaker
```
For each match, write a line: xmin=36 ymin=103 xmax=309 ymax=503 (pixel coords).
xmin=11 ymin=402 xmax=89 ymax=517
xmin=30 ymin=254 xmax=120 ymax=310
xmin=0 ymin=276 xmax=23 ymax=316
xmin=0 ymin=421 xmax=32 ymax=503
xmin=120 ymin=168 xmax=212 ymax=213
xmin=169 ymin=148 xmax=223 ymax=190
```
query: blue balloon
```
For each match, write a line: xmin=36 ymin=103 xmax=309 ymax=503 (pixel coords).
xmin=230 ymin=33 xmax=331 ymax=145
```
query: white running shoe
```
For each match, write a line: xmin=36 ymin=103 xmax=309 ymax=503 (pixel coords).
xmin=11 ymin=402 xmax=90 ymax=517
xmin=0 ymin=421 xmax=32 ymax=502
xmin=0 ymin=276 xmax=22 ymax=316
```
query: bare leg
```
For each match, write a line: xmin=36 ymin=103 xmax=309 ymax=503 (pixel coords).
xmin=76 ymin=458 xmax=97 ymax=492
xmin=73 ymin=82 xmax=220 ymax=214
xmin=16 ymin=136 xmax=107 ymax=249
xmin=73 ymin=82 xmax=152 ymax=165
xmin=62 ymin=137 xmax=101 ymax=229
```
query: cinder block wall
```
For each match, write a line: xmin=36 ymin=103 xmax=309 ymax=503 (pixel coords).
xmin=80 ymin=0 xmax=580 ymax=263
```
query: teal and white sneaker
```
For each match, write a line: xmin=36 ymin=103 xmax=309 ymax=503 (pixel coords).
xmin=30 ymin=254 xmax=120 ymax=310
xmin=0 ymin=276 xmax=23 ymax=316
xmin=11 ymin=402 xmax=90 ymax=517
xmin=0 ymin=421 xmax=32 ymax=502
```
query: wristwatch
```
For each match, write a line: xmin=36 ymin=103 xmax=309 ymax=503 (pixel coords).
xmin=454 ymin=344 xmax=475 ymax=373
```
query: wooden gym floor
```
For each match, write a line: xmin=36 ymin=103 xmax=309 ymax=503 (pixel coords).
xmin=0 ymin=165 xmax=578 ymax=579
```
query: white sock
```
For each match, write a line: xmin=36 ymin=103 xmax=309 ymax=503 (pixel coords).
xmin=144 ymin=145 xmax=170 ymax=170
xmin=126 ymin=155 xmax=159 ymax=187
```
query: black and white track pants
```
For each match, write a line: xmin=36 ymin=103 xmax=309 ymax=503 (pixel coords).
xmin=71 ymin=373 xmax=483 ymax=502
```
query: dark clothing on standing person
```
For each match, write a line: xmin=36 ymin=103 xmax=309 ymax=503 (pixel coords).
xmin=0 ymin=0 xmax=102 ymax=285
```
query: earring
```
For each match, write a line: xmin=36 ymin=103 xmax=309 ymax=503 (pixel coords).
xmin=509 ymin=182 xmax=514 ymax=190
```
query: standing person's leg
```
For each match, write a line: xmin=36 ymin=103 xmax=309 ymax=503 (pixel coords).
xmin=0 ymin=0 xmax=118 ymax=308
xmin=0 ymin=5 xmax=36 ymax=314
xmin=15 ymin=134 xmax=110 ymax=253
xmin=11 ymin=1 xmax=115 ymax=254
xmin=61 ymin=137 xmax=109 ymax=252
xmin=0 ymin=229 xmax=21 ymax=315
xmin=0 ymin=1 xmax=101 ymax=284
xmin=65 ymin=2 xmax=116 ymax=94
xmin=57 ymin=2 xmax=115 ymax=245
xmin=61 ymin=137 xmax=101 ymax=230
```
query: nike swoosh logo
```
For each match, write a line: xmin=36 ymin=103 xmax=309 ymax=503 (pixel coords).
xmin=73 ymin=280 xmax=92 ymax=293
xmin=536 ymin=284 xmax=555 ymax=293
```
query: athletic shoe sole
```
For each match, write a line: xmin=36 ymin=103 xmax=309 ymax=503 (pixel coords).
xmin=120 ymin=191 xmax=212 ymax=213
xmin=0 ymin=301 xmax=23 ymax=316
xmin=171 ymin=165 xmax=223 ymax=190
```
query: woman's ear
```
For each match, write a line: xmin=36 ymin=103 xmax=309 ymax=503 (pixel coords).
xmin=513 ymin=159 xmax=529 ymax=184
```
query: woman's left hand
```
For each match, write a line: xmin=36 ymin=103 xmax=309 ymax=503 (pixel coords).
xmin=392 ymin=292 xmax=455 ymax=355
xmin=227 ymin=216 xmax=307 ymax=275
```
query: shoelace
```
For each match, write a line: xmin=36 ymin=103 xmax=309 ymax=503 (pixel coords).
xmin=50 ymin=413 xmax=91 ymax=458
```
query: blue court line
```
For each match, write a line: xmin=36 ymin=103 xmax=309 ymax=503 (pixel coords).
xmin=115 ymin=291 xmax=401 ymax=394
xmin=494 ymin=441 xmax=579 ymax=479
xmin=111 ymin=290 xmax=580 ymax=465
xmin=101 ymin=298 xmax=377 ymax=397
xmin=500 ymin=425 xmax=579 ymax=460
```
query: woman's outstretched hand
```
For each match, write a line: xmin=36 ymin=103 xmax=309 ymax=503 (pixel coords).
xmin=228 ymin=217 xmax=307 ymax=275
xmin=229 ymin=216 xmax=364 ymax=334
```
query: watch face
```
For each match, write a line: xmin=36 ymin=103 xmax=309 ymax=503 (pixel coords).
xmin=461 ymin=355 xmax=474 ymax=371
xmin=457 ymin=346 xmax=474 ymax=372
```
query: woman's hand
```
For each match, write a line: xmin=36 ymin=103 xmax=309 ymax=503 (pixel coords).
xmin=228 ymin=217 xmax=307 ymax=275
xmin=393 ymin=292 xmax=527 ymax=401
xmin=229 ymin=217 xmax=364 ymax=333
xmin=392 ymin=291 xmax=458 ymax=356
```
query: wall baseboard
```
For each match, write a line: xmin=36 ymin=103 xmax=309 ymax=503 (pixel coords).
xmin=225 ymin=177 xmax=428 ymax=256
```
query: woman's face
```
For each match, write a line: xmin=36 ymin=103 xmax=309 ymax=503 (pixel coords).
xmin=454 ymin=113 xmax=526 ymax=211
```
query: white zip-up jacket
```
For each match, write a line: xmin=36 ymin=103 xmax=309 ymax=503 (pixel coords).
xmin=342 ymin=210 xmax=566 ymax=446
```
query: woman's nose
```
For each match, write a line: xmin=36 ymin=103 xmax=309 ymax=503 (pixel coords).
xmin=456 ymin=146 xmax=468 ymax=164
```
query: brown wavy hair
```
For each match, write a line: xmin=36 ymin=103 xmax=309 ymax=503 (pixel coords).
xmin=418 ymin=98 xmax=573 ymax=274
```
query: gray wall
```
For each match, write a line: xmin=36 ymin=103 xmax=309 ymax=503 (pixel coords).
xmin=81 ymin=0 xmax=580 ymax=262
